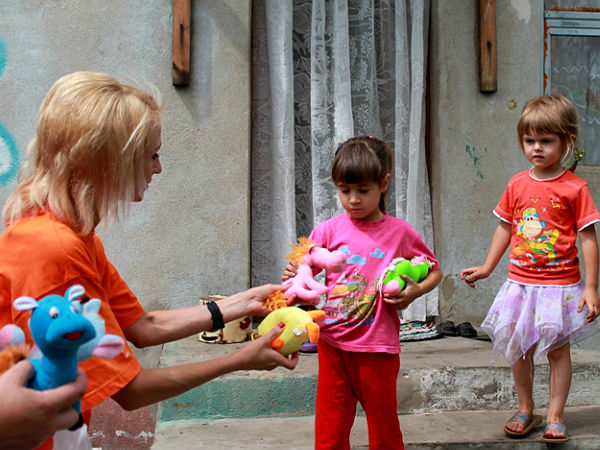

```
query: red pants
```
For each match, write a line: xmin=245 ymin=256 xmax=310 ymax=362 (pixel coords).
xmin=315 ymin=340 xmax=404 ymax=450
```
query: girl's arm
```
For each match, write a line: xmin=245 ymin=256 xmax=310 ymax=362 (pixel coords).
xmin=578 ymin=225 xmax=600 ymax=322
xmin=383 ymin=268 xmax=443 ymax=310
xmin=111 ymin=326 xmax=298 ymax=411
xmin=123 ymin=284 xmax=281 ymax=348
xmin=461 ymin=220 xmax=511 ymax=287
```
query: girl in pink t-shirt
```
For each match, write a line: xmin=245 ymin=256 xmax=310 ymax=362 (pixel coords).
xmin=461 ymin=94 xmax=600 ymax=444
xmin=285 ymin=136 xmax=442 ymax=450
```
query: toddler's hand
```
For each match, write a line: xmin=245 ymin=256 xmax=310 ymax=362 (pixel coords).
xmin=460 ymin=266 xmax=490 ymax=288
xmin=281 ymin=260 xmax=299 ymax=281
xmin=578 ymin=286 xmax=600 ymax=322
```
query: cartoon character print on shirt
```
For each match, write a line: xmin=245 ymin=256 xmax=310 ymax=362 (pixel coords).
xmin=322 ymin=246 xmax=383 ymax=325
xmin=511 ymin=202 xmax=561 ymax=268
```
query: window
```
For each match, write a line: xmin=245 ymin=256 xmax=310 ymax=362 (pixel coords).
xmin=543 ymin=1 xmax=600 ymax=165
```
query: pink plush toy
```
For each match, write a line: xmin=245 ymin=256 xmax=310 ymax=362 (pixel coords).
xmin=282 ymin=239 xmax=347 ymax=305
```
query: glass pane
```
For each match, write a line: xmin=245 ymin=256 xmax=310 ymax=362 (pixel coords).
xmin=551 ymin=34 xmax=600 ymax=165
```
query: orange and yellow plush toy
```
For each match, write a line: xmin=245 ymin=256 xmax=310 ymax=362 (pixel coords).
xmin=257 ymin=306 xmax=326 ymax=355
xmin=258 ymin=238 xmax=346 ymax=355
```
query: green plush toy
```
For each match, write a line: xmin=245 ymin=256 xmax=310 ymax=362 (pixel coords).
xmin=377 ymin=256 xmax=432 ymax=297
xmin=256 ymin=306 xmax=326 ymax=355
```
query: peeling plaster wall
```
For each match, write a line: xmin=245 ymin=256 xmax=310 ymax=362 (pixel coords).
xmin=430 ymin=0 xmax=540 ymax=326
xmin=0 ymin=2 xmax=251 ymax=446
xmin=429 ymin=1 xmax=600 ymax=352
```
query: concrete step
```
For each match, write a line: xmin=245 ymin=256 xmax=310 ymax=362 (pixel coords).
xmin=151 ymin=406 xmax=600 ymax=450
xmin=156 ymin=334 xmax=600 ymax=422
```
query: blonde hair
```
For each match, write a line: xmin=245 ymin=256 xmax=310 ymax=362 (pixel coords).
xmin=3 ymin=71 xmax=162 ymax=234
xmin=517 ymin=93 xmax=579 ymax=167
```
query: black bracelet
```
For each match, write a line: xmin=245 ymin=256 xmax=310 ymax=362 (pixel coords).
xmin=206 ymin=301 xmax=224 ymax=332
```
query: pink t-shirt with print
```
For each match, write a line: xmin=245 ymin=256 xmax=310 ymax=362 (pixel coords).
xmin=309 ymin=212 xmax=439 ymax=354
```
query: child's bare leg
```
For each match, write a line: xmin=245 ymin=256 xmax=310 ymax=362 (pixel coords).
xmin=545 ymin=343 xmax=571 ymax=437
xmin=506 ymin=347 xmax=535 ymax=433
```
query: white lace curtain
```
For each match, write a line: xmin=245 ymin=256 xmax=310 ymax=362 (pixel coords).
xmin=251 ymin=0 xmax=437 ymax=321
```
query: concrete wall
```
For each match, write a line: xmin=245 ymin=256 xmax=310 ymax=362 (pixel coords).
xmin=0 ymin=1 xmax=251 ymax=337
xmin=0 ymin=1 xmax=251 ymax=447
xmin=429 ymin=0 xmax=600 ymax=353
xmin=429 ymin=0 xmax=541 ymax=326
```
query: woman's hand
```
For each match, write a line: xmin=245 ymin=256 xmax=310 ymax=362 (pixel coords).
xmin=236 ymin=284 xmax=286 ymax=317
xmin=460 ymin=266 xmax=491 ymax=287
xmin=578 ymin=286 xmax=600 ymax=323
xmin=236 ymin=324 xmax=299 ymax=371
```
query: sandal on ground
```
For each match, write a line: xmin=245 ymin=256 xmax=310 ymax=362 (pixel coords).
xmin=503 ymin=411 xmax=542 ymax=438
xmin=457 ymin=321 xmax=478 ymax=338
xmin=541 ymin=422 xmax=568 ymax=444
xmin=437 ymin=320 xmax=458 ymax=336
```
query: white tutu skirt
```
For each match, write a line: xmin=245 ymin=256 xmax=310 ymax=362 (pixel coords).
xmin=481 ymin=280 xmax=600 ymax=366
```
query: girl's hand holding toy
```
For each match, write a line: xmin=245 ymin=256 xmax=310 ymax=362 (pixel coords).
xmin=377 ymin=256 xmax=432 ymax=309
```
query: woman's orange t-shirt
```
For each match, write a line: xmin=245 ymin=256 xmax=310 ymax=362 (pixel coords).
xmin=0 ymin=211 xmax=143 ymax=412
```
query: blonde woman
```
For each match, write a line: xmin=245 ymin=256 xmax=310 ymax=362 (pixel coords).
xmin=0 ymin=72 xmax=297 ymax=449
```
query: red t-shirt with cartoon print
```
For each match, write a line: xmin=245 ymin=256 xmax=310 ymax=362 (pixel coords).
xmin=494 ymin=169 xmax=600 ymax=285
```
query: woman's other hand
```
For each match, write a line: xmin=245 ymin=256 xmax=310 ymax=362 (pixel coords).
xmin=236 ymin=324 xmax=299 ymax=371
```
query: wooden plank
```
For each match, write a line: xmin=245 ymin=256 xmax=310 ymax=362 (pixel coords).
xmin=478 ymin=0 xmax=497 ymax=93
xmin=173 ymin=0 xmax=191 ymax=86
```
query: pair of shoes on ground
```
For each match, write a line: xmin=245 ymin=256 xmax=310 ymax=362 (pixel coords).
xmin=504 ymin=411 xmax=568 ymax=443
xmin=437 ymin=320 xmax=482 ymax=338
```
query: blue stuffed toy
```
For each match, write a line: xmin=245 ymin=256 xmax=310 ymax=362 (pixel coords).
xmin=0 ymin=285 xmax=124 ymax=427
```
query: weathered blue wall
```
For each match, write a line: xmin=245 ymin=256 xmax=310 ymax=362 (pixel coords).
xmin=430 ymin=1 xmax=600 ymax=353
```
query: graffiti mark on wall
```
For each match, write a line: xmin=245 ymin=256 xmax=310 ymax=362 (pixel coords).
xmin=465 ymin=144 xmax=486 ymax=179
xmin=0 ymin=38 xmax=6 ymax=78
xmin=0 ymin=36 xmax=20 ymax=187
xmin=0 ymin=124 xmax=19 ymax=185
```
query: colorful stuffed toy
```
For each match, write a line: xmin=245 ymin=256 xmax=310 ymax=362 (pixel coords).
xmin=275 ymin=237 xmax=347 ymax=306
xmin=0 ymin=324 xmax=30 ymax=370
xmin=0 ymin=285 xmax=124 ymax=418
xmin=77 ymin=297 xmax=125 ymax=361
xmin=377 ymin=255 xmax=432 ymax=297
xmin=256 ymin=306 xmax=326 ymax=355
xmin=258 ymin=238 xmax=344 ymax=354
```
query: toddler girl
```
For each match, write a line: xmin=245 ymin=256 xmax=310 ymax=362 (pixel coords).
xmin=461 ymin=94 xmax=600 ymax=443
xmin=288 ymin=136 xmax=442 ymax=450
